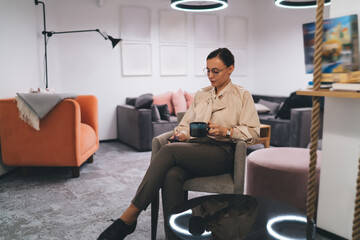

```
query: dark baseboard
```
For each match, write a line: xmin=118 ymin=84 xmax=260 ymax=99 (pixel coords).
xmin=99 ymin=139 xmax=118 ymax=143
xmin=316 ymin=227 xmax=348 ymax=240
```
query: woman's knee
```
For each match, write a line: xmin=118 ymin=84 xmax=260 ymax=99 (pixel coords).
xmin=157 ymin=144 xmax=174 ymax=159
xmin=153 ymin=144 xmax=178 ymax=165
xmin=164 ymin=167 xmax=186 ymax=182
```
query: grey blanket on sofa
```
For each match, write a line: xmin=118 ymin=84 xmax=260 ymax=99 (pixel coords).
xmin=15 ymin=93 xmax=77 ymax=130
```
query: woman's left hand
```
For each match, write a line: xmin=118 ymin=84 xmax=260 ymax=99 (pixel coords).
xmin=207 ymin=121 xmax=227 ymax=137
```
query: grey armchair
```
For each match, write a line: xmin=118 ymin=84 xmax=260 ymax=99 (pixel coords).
xmin=150 ymin=118 xmax=247 ymax=240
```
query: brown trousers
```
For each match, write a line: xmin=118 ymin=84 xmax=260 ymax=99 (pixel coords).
xmin=132 ymin=137 xmax=235 ymax=239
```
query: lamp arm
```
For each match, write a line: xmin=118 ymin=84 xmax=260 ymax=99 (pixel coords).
xmin=43 ymin=29 xmax=108 ymax=40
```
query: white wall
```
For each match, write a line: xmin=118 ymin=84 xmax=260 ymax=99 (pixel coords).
xmin=0 ymin=0 xmax=43 ymax=94
xmin=0 ymin=0 xmax=330 ymax=140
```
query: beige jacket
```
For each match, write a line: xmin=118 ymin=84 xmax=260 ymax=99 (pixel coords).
xmin=175 ymin=82 xmax=260 ymax=144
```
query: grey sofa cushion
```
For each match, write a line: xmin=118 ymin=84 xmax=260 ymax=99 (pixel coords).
xmin=258 ymin=99 xmax=281 ymax=115
xmin=255 ymin=103 xmax=270 ymax=113
xmin=151 ymin=105 xmax=161 ymax=122
xmin=126 ymin=97 xmax=137 ymax=106
xmin=135 ymin=93 xmax=153 ymax=109
xmin=156 ymin=104 xmax=170 ymax=121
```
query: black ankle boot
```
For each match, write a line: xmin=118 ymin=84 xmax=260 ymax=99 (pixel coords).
xmin=97 ymin=219 xmax=137 ymax=240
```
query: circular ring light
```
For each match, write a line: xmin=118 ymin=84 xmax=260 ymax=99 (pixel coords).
xmin=171 ymin=0 xmax=228 ymax=12
xmin=266 ymin=215 xmax=307 ymax=240
xmin=275 ymin=0 xmax=331 ymax=9
xmin=169 ymin=209 xmax=212 ymax=237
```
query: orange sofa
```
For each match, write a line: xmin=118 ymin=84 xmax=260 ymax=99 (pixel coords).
xmin=0 ymin=95 xmax=99 ymax=177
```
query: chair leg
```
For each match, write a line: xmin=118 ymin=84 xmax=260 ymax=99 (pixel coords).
xmin=72 ymin=167 xmax=80 ymax=178
xmin=87 ymin=155 xmax=94 ymax=163
xmin=184 ymin=190 xmax=188 ymax=201
xmin=151 ymin=192 xmax=159 ymax=240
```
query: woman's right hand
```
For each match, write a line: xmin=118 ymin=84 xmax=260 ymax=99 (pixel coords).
xmin=168 ymin=132 xmax=186 ymax=143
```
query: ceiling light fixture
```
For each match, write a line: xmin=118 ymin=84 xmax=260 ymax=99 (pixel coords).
xmin=171 ymin=0 xmax=228 ymax=12
xmin=274 ymin=0 xmax=331 ymax=9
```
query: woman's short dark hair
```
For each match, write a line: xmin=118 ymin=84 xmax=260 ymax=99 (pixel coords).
xmin=207 ymin=48 xmax=235 ymax=67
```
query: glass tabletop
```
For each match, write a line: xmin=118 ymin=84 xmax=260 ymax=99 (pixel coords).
xmin=169 ymin=194 xmax=316 ymax=240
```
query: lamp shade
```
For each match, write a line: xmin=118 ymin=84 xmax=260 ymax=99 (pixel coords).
xmin=108 ymin=35 xmax=121 ymax=48
xmin=171 ymin=0 xmax=228 ymax=12
xmin=274 ymin=0 xmax=331 ymax=9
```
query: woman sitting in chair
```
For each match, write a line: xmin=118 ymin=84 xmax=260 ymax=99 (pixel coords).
xmin=98 ymin=48 xmax=260 ymax=240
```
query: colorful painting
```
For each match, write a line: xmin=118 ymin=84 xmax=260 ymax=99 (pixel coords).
xmin=303 ymin=14 xmax=360 ymax=74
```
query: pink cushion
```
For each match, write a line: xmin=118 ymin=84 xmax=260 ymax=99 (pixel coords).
xmin=171 ymin=89 xmax=187 ymax=115
xmin=153 ymin=91 xmax=174 ymax=115
xmin=184 ymin=91 xmax=195 ymax=108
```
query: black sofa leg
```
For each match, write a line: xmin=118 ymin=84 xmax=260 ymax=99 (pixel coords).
xmin=87 ymin=155 xmax=94 ymax=163
xmin=184 ymin=191 xmax=188 ymax=201
xmin=72 ymin=167 xmax=80 ymax=178
xmin=21 ymin=167 xmax=29 ymax=177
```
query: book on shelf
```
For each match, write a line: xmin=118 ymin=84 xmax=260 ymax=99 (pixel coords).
xmin=331 ymin=82 xmax=360 ymax=91
xmin=303 ymin=14 xmax=360 ymax=83
xmin=307 ymin=81 xmax=333 ymax=89
xmin=321 ymin=71 xmax=360 ymax=83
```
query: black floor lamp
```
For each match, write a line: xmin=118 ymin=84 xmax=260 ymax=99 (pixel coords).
xmin=34 ymin=0 xmax=121 ymax=89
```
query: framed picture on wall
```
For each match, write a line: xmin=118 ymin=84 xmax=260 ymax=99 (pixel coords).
xmin=121 ymin=42 xmax=152 ymax=76
xmin=224 ymin=16 xmax=247 ymax=47
xmin=160 ymin=45 xmax=187 ymax=76
xmin=160 ymin=10 xmax=187 ymax=43
xmin=194 ymin=14 xmax=219 ymax=45
xmin=120 ymin=7 xmax=151 ymax=41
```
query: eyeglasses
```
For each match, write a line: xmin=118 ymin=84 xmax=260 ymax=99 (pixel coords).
xmin=203 ymin=67 xmax=228 ymax=76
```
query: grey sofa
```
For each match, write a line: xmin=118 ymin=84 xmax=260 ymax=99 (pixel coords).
xmin=117 ymin=93 xmax=323 ymax=151
xmin=252 ymin=94 xmax=323 ymax=147
xmin=117 ymin=105 xmax=178 ymax=151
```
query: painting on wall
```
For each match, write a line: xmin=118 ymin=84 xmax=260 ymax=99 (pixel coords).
xmin=303 ymin=14 xmax=360 ymax=74
xmin=194 ymin=14 xmax=219 ymax=45
xmin=160 ymin=10 xmax=187 ymax=43
xmin=160 ymin=45 xmax=187 ymax=76
xmin=121 ymin=43 xmax=152 ymax=76
xmin=120 ymin=7 xmax=151 ymax=41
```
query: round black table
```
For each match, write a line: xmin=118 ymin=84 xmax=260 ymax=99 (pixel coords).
xmin=169 ymin=194 xmax=316 ymax=240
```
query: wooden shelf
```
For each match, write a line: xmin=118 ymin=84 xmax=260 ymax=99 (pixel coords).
xmin=297 ymin=89 xmax=360 ymax=99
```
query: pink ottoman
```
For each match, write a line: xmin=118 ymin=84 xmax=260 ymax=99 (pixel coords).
xmin=245 ymin=147 xmax=321 ymax=213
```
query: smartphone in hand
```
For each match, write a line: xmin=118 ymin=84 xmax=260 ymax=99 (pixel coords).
xmin=167 ymin=138 xmax=180 ymax=143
